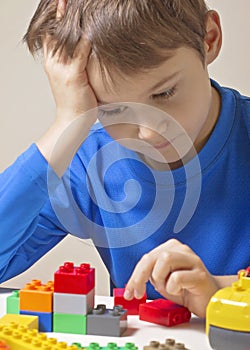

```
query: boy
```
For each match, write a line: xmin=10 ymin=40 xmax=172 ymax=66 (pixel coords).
xmin=0 ymin=0 xmax=249 ymax=319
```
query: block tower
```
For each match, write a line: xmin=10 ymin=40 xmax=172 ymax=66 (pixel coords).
xmin=53 ymin=262 xmax=95 ymax=334
xmin=19 ymin=280 xmax=54 ymax=332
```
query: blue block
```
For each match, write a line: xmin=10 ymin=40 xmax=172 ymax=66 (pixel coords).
xmin=20 ymin=310 xmax=53 ymax=332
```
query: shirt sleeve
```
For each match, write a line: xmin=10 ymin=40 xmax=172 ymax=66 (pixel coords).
xmin=241 ymin=96 xmax=250 ymax=139
xmin=0 ymin=144 xmax=68 ymax=282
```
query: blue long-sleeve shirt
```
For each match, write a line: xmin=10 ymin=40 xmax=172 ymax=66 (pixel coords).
xmin=0 ymin=80 xmax=249 ymax=298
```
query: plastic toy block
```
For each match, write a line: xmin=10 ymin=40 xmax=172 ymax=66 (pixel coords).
xmin=102 ymin=343 xmax=138 ymax=350
xmin=71 ymin=343 xmax=84 ymax=350
xmin=0 ymin=322 xmax=80 ymax=350
xmin=6 ymin=290 xmax=19 ymax=314
xmin=86 ymin=304 xmax=127 ymax=337
xmin=206 ymin=267 xmax=250 ymax=350
xmin=208 ymin=326 xmax=250 ymax=350
xmin=71 ymin=342 xmax=138 ymax=350
xmin=139 ymin=299 xmax=191 ymax=327
xmin=54 ymin=262 xmax=95 ymax=294
xmin=122 ymin=344 xmax=138 ymax=350
xmin=54 ymin=288 xmax=94 ymax=315
xmin=0 ymin=340 xmax=10 ymax=349
xmin=19 ymin=279 xmax=54 ymax=313
xmin=0 ymin=314 xmax=38 ymax=330
xmin=20 ymin=310 xmax=52 ymax=332
xmin=53 ymin=313 xmax=86 ymax=334
xmin=114 ymin=288 xmax=147 ymax=315
xmin=143 ymin=339 xmax=189 ymax=350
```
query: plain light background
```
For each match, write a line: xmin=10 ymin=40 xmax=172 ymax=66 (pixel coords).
xmin=0 ymin=1 xmax=249 ymax=294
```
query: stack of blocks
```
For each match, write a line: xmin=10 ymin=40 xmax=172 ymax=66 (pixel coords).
xmin=53 ymin=262 xmax=95 ymax=334
xmin=0 ymin=314 xmax=138 ymax=349
xmin=5 ymin=261 xmax=191 ymax=338
xmin=19 ymin=279 xmax=54 ymax=332
xmin=6 ymin=261 xmax=128 ymax=337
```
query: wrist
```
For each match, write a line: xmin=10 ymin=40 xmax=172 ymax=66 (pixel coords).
xmin=37 ymin=114 xmax=95 ymax=177
xmin=213 ymin=275 xmax=238 ymax=289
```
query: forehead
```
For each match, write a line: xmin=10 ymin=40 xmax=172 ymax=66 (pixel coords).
xmin=86 ymin=47 xmax=195 ymax=104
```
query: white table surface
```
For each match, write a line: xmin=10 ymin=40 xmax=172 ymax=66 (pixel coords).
xmin=0 ymin=293 xmax=213 ymax=350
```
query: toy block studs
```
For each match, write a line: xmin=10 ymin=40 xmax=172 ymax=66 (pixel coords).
xmin=0 ymin=322 xmax=80 ymax=350
xmin=19 ymin=280 xmax=54 ymax=313
xmin=143 ymin=339 xmax=189 ymax=350
xmin=54 ymin=262 xmax=95 ymax=294
xmin=0 ymin=314 xmax=38 ymax=330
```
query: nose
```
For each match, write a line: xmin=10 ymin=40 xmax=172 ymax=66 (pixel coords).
xmin=138 ymin=125 xmax=160 ymax=142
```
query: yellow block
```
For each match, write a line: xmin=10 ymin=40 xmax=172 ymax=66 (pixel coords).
xmin=206 ymin=270 xmax=250 ymax=333
xmin=0 ymin=323 xmax=79 ymax=350
xmin=0 ymin=314 xmax=38 ymax=330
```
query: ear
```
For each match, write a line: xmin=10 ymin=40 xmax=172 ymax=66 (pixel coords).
xmin=56 ymin=0 xmax=67 ymax=19
xmin=204 ymin=10 xmax=222 ymax=65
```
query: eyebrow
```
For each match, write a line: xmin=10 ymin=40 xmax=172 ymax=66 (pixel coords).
xmin=97 ymin=71 xmax=180 ymax=106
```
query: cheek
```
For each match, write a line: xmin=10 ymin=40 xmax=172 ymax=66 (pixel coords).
xmin=171 ymin=84 xmax=211 ymax=140
xmin=104 ymin=124 xmax=137 ymax=143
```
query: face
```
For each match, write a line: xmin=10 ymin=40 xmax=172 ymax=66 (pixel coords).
xmin=87 ymin=47 xmax=220 ymax=170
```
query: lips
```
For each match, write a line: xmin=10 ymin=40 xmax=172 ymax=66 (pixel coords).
xmin=153 ymin=140 xmax=171 ymax=149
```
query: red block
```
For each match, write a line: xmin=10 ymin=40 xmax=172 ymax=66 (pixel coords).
xmin=139 ymin=299 xmax=191 ymax=327
xmin=54 ymin=262 xmax=95 ymax=294
xmin=114 ymin=288 xmax=147 ymax=315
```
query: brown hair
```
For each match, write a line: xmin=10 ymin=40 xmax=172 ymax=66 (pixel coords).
xmin=24 ymin=0 xmax=209 ymax=79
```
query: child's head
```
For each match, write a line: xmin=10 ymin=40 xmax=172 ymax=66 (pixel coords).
xmin=25 ymin=1 xmax=222 ymax=169
xmin=25 ymin=0 xmax=209 ymax=77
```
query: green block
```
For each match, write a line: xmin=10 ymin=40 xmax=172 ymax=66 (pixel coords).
xmin=122 ymin=343 xmax=138 ymax=350
xmin=103 ymin=344 xmax=138 ymax=350
xmin=53 ymin=313 xmax=86 ymax=334
xmin=87 ymin=343 xmax=101 ymax=350
xmin=71 ymin=343 xmax=84 ymax=350
xmin=6 ymin=290 xmax=20 ymax=314
xmin=70 ymin=343 xmax=138 ymax=350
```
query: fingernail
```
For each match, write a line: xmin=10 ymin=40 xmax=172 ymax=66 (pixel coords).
xmin=124 ymin=289 xmax=132 ymax=300
xmin=134 ymin=290 xmax=141 ymax=299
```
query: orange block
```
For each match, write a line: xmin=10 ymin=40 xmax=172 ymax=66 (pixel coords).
xmin=0 ymin=339 xmax=10 ymax=349
xmin=19 ymin=280 xmax=54 ymax=313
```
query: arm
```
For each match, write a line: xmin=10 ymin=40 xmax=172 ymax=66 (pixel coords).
xmin=0 ymin=144 xmax=67 ymax=281
xmin=0 ymin=0 xmax=98 ymax=279
xmin=36 ymin=0 xmax=98 ymax=177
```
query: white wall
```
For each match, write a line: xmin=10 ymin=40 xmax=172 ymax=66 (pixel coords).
xmin=206 ymin=0 xmax=250 ymax=94
xmin=0 ymin=1 xmax=249 ymax=293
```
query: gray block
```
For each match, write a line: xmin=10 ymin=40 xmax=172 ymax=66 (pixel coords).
xmin=53 ymin=288 xmax=95 ymax=315
xmin=86 ymin=304 xmax=127 ymax=337
xmin=208 ymin=325 xmax=250 ymax=350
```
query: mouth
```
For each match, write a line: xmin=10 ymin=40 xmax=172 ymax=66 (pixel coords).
xmin=153 ymin=140 xmax=171 ymax=149
xmin=152 ymin=134 xmax=183 ymax=150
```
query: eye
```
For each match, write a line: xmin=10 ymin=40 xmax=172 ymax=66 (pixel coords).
xmin=98 ymin=106 xmax=128 ymax=118
xmin=152 ymin=86 xmax=176 ymax=101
